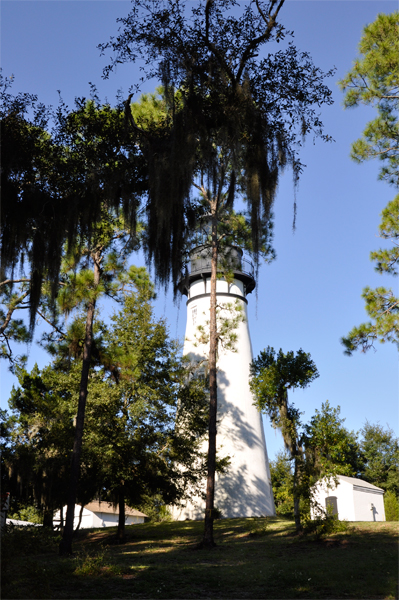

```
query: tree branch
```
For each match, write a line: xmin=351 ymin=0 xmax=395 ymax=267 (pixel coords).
xmin=236 ymin=0 xmax=285 ymax=82
xmin=0 ymin=278 xmax=31 ymax=289
xmin=0 ymin=291 xmax=30 ymax=335
xmin=36 ymin=309 xmax=68 ymax=340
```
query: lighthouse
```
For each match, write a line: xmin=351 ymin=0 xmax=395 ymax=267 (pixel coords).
xmin=173 ymin=244 xmax=275 ymax=520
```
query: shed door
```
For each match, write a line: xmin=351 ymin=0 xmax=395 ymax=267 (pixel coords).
xmin=325 ymin=496 xmax=338 ymax=516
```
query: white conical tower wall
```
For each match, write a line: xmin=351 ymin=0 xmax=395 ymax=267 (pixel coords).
xmin=174 ymin=275 xmax=275 ymax=520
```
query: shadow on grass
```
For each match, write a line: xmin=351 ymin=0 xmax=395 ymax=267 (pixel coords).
xmin=2 ymin=518 xmax=398 ymax=599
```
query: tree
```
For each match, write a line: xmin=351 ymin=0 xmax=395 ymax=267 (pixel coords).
xmin=250 ymin=346 xmax=319 ymax=530
xmin=2 ymin=272 xmax=209 ymax=541
xmin=269 ymin=451 xmax=294 ymax=516
xmin=338 ymin=12 xmax=399 ymax=187
xmin=3 ymin=363 xmax=99 ymax=528
xmin=55 ymin=215 xmax=139 ymax=554
xmin=267 ymin=402 xmax=365 ymax=520
xmin=304 ymin=401 xmax=364 ymax=481
xmin=100 ymin=0 xmax=334 ymax=546
xmin=359 ymin=421 xmax=399 ymax=495
xmin=0 ymin=78 xmax=144 ymax=335
xmin=339 ymin=12 xmax=399 ymax=353
xmin=95 ymin=274 xmax=208 ymax=542
xmin=14 ymin=97 xmax=145 ymax=554
xmin=341 ymin=196 xmax=399 ymax=353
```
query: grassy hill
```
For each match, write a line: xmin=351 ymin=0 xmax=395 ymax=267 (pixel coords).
xmin=2 ymin=517 xmax=398 ymax=599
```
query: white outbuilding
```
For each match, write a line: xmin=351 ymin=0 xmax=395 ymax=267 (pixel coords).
xmin=54 ymin=501 xmax=147 ymax=529
xmin=311 ymin=475 xmax=385 ymax=522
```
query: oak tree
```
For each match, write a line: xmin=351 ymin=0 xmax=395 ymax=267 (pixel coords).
xmin=101 ymin=0 xmax=334 ymax=546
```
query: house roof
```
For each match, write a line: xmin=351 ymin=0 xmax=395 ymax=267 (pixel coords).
xmin=338 ymin=475 xmax=384 ymax=492
xmin=84 ymin=501 xmax=147 ymax=517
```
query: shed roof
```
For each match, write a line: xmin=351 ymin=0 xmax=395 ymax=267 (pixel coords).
xmin=84 ymin=502 xmax=147 ymax=517
xmin=338 ymin=476 xmax=384 ymax=492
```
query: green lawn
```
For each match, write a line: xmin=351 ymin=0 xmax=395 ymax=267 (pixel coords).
xmin=2 ymin=517 xmax=398 ymax=599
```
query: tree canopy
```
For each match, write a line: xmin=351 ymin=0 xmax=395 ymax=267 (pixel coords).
xmin=100 ymin=0 xmax=335 ymax=546
xmin=100 ymin=0 xmax=335 ymax=288
xmin=250 ymin=346 xmax=319 ymax=530
xmin=341 ymin=196 xmax=399 ymax=353
xmin=339 ymin=12 xmax=399 ymax=354
xmin=0 ymin=80 xmax=145 ymax=331
xmin=338 ymin=11 xmax=399 ymax=187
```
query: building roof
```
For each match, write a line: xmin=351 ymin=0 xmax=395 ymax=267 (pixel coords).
xmin=338 ymin=475 xmax=384 ymax=492
xmin=84 ymin=501 xmax=147 ymax=517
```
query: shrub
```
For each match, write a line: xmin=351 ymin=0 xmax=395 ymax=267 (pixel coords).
xmin=8 ymin=504 xmax=43 ymax=524
xmin=384 ymin=490 xmax=399 ymax=521
xmin=303 ymin=503 xmax=350 ymax=539
xmin=138 ymin=494 xmax=172 ymax=522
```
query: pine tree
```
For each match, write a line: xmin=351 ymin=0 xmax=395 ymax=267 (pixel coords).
xmin=339 ymin=12 xmax=399 ymax=353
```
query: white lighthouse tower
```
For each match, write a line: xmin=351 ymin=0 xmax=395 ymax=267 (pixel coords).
xmin=174 ymin=244 xmax=275 ymax=520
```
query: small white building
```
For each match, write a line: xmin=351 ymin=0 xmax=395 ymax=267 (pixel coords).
xmin=54 ymin=501 xmax=147 ymax=529
xmin=311 ymin=475 xmax=385 ymax=522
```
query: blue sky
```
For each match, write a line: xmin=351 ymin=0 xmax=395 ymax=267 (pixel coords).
xmin=1 ymin=0 xmax=398 ymax=460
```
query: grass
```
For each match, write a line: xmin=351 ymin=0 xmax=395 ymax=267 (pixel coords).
xmin=2 ymin=517 xmax=398 ymax=599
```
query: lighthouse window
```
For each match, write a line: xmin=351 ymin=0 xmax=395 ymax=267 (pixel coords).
xmin=191 ymin=306 xmax=197 ymax=326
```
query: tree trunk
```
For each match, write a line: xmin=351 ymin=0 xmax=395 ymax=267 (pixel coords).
xmin=43 ymin=508 xmax=53 ymax=528
xmin=117 ymin=484 xmax=126 ymax=543
xmin=59 ymin=253 xmax=101 ymax=555
xmin=202 ymin=209 xmax=218 ymax=548
xmin=293 ymin=455 xmax=302 ymax=532
xmin=75 ymin=503 xmax=84 ymax=532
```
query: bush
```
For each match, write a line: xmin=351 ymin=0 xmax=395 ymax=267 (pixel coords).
xmin=384 ymin=490 xmax=399 ymax=521
xmin=8 ymin=504 xmax=43 ymax=524
xmin=138 ymin=495 xmax=172 ymax=522
xmin=303 ymin=503 xmax=350 ymax=539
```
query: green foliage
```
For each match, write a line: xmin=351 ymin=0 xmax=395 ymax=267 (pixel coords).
xmin=73 ymin=548 xmax=123 ymax=577
xmin=0 ymin=79 xmax=144 ymax=335
xmin=100 ymin=0 xmax=334 ymax=290
xmin=250 ymin=346 xmax=319 ymax=452
xmin=359 ymin=421 xmax=399 ymax=494
xmin=0 ymin=281 xmax=31 ymax=371
xmin=267 ymin=403 xmax=365 ymax=522
xmin=342 ymin=196 xmax=399 ymax=354
xmin=251 ymin=347 xmax=319 ymax=529
xmin=138 ymin=495 xmax=172 ymax=522
xmin=302 ymin=504 xmax=350 ymax=540
xmin=2 ymin=523 xmax=61 ymax=555
xmin=338 ymin=11 xmax=399 ymax=187
xmin=193 ymin=299 xmax=245 ymax=353
xmin=8 ymin=504 xmax=43 ymax=524
xmin=4 ymin=268 xmax=209 ymax=534
xmin=305 ymin=401 xmax=364 ymax=480
xmin=384 ymin=490 xmax=399 ymax=521
xmin=247 ymin=516 xmax=271 ymax=537
xmin=339 ymin=12 xmax=399 ymax=354
xmin=269 ymin=451 xmax=294 ymax=516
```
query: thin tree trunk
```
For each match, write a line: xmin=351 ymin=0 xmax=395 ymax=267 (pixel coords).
xmin=202 ymin=208 xmax=218 ymax=548
xmin=75 ymin=503 xmax=84 ymax=532
xmin=117 ymin=484 xmax=126 ymax=543
xmin=59 ymin=253 xmax=101 ymax=555
xmin=293 ymin=455 xmax=302 ymax=532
